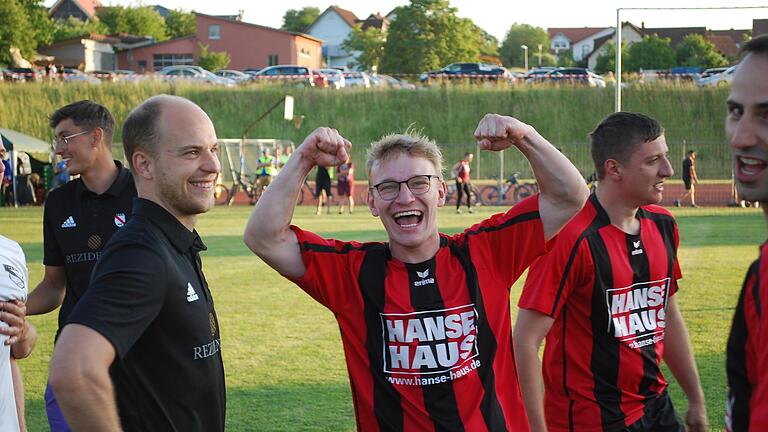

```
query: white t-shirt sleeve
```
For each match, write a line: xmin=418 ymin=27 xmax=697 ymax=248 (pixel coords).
xmin=0 ymin=235 xmax=26 ymax=431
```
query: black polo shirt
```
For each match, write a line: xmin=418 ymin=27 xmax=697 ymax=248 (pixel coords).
xmin=67 ymin=198 xmax=226 ymax=431
xmin=43 ymin=160 xmax=136 ymax=336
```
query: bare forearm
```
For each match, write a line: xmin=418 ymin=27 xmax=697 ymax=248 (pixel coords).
xmin=664 ymin=312 xmax=705 ymax=405
xmin=514 ymin=340 xmax=548 ymax=431
xmin=27 ymin=280 xmax=65 ymax=315
xmin=519 ymin=130 xmax=587 ymax=209
xmin=54 ymin=373 xmax=122 ymax=431
xmin=11 ymin=321 xmax=36 ymax=359
xmin=245 ymin=152 xmax=312 ymax=251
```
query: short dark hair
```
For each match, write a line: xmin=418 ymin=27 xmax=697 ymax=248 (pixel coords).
xmin=741 ymin=34 xmax=768 ymax=58
xmin=687 ymin=150 xmax=695 ymax=155
xmin=49 ymin=100 xmax=115 ymax=145
xmin=122 ymin=95 xmax=166 ymax=171
xmin=589 ymin=112 xmax=664 ymax=180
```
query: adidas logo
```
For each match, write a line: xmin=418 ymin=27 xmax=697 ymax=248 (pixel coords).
xmin=186 ymin=282 xmax=199 ymax=302
xmin=61 ymin=216 xmax=77 ymax=228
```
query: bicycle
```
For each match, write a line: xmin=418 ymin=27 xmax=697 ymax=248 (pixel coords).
xmin=479 ymin=173 xmax=539 ymax=205
xmin=214 ymin=143 xmax=260 ymax=206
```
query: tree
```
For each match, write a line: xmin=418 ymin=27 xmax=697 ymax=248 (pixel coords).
xmin=676 ymin=34 xmax=729 ymax=69
xmin=96 ymin=6 xmax=168 ymax=41
xmin=379 ymin=0 xmax=480 ymax=74
xmin=52 ymin=17 xmax=109 ymax=43
xmin=166 ymin=8 xmax=196 ymax=39
xmin=0 ymin=0 xmax=53 ymax=65
xmin=499 ymin=23 xmax=549 ymax=68
xmin=594 ymin=41 xmax=630 ymax=74
xmin=624 ymin=34 xmax=675 ymax=71
xmin=281 ymin=7 xmax=320 ymax=33
xmin=342 ymin=24 xmax=386 ymax=71
xmin=474 ymin=26 xmax=499 ymax=57
xmin=556 ymin=49 xmax=576 ymax=67
xmin=198 ymin=44 xmax=230 ymax=71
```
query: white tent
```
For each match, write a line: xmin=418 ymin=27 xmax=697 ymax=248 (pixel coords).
xmin=0 ymin=128 xmax=52 ymax=207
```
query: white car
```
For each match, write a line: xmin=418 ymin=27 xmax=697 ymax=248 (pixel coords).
xmin=215 ymin=69 xmax=251 ymax=83
xmin=62 ymin=69 xmax=100 ymax=84
xmin=156 ymin=65 xmax=236 ymax=86
xmin=318 ymin=68 xmax=345 ymax=89
xmin=695 ymin=65 xmax=737 ymax=87
xmin=342 ymin=71 xmax=371 ymax=88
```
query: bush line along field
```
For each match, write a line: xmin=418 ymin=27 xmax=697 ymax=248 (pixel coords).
xmin=0 ymin=82 xmax=732 ymax=178
xmin=2 ymin=205 xmax=764 ymax=431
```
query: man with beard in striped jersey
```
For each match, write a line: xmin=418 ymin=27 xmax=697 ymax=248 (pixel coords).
xmin=245 ymin=114 xmax=588 ymax=431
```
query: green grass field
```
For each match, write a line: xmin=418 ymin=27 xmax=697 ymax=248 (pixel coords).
xmin=2 ymin=204 xmax=763 ymax=431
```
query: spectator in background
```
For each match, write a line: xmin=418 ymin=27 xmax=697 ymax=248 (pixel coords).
xmin=337 ymin=157 xmax=354 ymax=214
xmin=452 ymin=152 xmax=474 ymax=213
xmin=1 ymin=144 xmax=12 ymax=206
xmin=51 ymin=155 xmax=69 ymax=189
xmin=314 ymin=165 xmax=332 ymax=215
xmin=254 ymin=147 xmax=276 ymax=203
xmin=675 ymin=150 xmax=698 ymax=207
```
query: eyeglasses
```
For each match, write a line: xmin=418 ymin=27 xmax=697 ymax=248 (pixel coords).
xmin=370 ymin=175 xmax=439 ymax=201
xmin=53 ymin=129 xmax=91 ymax=147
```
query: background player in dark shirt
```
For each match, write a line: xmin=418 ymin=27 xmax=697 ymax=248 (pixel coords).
xmin=48 ymin=95 xmax=225 ymax=431
xmin=725 ymin=34 xmax=768 ymax=432
xmin=674 ymin=150 xmax=698 ymax=207
xmin=516 ymin=112 xmax=708 ymax=432
xmin=25 ymin=100 xmax=136 ymax=432
xmin=244 ymin=114 xmax=588 ymax=430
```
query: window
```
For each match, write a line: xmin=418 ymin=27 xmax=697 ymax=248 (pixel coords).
xmin=152 ymin=54 xmax=194 ymax=70
xmin=138 ymin=60 xmax=147 ymax=67
xmin=209 ymin=24 xmax=221 ymax=40
xmin=268 ymin=54 xmax=278 ymax=66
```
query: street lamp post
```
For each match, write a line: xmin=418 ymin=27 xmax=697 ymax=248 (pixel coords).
xmin=520 ymin=45 xmax=529 ymax=72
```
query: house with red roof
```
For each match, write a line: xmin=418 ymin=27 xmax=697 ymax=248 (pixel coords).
xmin=548 ymin=27 xmax=615 ymax=63
xmin=305 ymin=5 xmax=389 ymax=70
xmin=48 ymin=0 xmax=102 ymax=21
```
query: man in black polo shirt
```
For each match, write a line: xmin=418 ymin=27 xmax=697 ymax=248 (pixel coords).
xmin=26 ymin=100 xmax=136 ymax=432
xmin=49 ymin=95 xmax=225 ymax=431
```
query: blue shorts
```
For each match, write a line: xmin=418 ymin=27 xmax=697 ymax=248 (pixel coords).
xmin=45 ymin=382 xmax=71 ymax=432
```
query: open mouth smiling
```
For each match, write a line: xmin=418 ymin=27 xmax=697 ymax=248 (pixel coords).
xmin=393 ymin=210 xmax=423 ymax=228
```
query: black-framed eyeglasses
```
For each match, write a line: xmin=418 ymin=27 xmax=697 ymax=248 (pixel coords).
xmin=53 ymin=129 xmax=91 ymax=147
xmin=370 ymin=174 xmax=439 ymax=201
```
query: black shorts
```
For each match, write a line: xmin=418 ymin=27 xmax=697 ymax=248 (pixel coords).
xmin=315 ymin=178 xmax=332 ymax=197
xmin=624 ymin=391 xmax=683 ymax=432
xmin=683 ymin=178 xmax=692 ymax=190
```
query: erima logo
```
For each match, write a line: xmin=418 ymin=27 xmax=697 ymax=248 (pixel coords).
xmin=633 ymin=241 xmax=641 ymax=249
xmin=417 ymin=269 xmax=429 ymax=278
xmin=186 ymin=283 xmax=199 ymax=302
xmin=61 ymin=216 xmax=76 ymax=228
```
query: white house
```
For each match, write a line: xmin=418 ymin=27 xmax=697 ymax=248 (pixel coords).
xmin=585 ymin=23 xmax=645 ymax=70
xmin=548 ymin=27 xmax=614 ymax=63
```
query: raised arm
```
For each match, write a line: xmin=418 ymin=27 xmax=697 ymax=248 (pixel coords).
xmin=244 ymin=127 xmax=350 ymax=278
xmin=474 ymin=114 xmax=588 ymax=240
xmin=49 ymin=323 xmax=122 ymax=431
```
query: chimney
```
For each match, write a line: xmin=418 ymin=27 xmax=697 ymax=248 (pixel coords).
xmin=641 ymin=21 xmax=645 ymax=29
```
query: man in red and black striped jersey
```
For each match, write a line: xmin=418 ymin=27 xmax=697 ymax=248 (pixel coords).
xmin=515 ymin=112 xmax=708 ymax=432
xmin=726 ymin=34 xmax=768 ymax=432
xmin=244 ymin=115 xmax=589 ymax=431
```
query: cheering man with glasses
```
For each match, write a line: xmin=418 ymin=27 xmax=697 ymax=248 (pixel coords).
xmin=245 ymin=114 xmax=587 ymax=431
xmin=26 ymin=100 xmax=136 ymax=432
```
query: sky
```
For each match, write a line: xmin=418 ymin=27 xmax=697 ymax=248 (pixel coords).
xmin=47 ymin=0 xmax=768 ymax=41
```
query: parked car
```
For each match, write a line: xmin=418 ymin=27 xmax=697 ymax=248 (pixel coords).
xmin=312 ymin=69 xmax=328 ymax=88
xmin=526 ymin=67 xmax=605 ymax=87
xmin=9 ymin=67 xmax=42 ymax=82
xmin=699 ymin=67 xmax=729 ymax=80
xmin=695 ymin=65 xmax=737 ymax=87
xmin=420 ymin=62 xmax=510 ymax=83
xmin=62 ymin=68 xmax=101 ymax=84
xmin=89 ymin=70 xmax=117 ymax=82
xmin=243 ymin=67 xmax=263 ymax=76
xmin=318 ymin=68 xmax=345 ymax=89
xmin=371 ymin=74 xmax=417 ymax=90
xmin=0 ymin=67 xmax=23 ymax=82
xmin=113 ymin=69 xmax=141 ymax=82
xmin=343 ymin=71 xmax=371 ymax=88
xmin=250 ymin=65 xmax=315 ymax=86
xmin=156 ymin=65 xmax=236 ymax=86
xmin=215 ymin=69 xmax=251 ymax=83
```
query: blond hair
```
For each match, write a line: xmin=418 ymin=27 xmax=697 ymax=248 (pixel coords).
xmin=366 ymin=130 xmax=444 ymax=181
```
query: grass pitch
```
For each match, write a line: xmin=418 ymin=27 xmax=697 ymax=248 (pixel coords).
xmin=2 ymin=204 xmax=763 ymax=431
